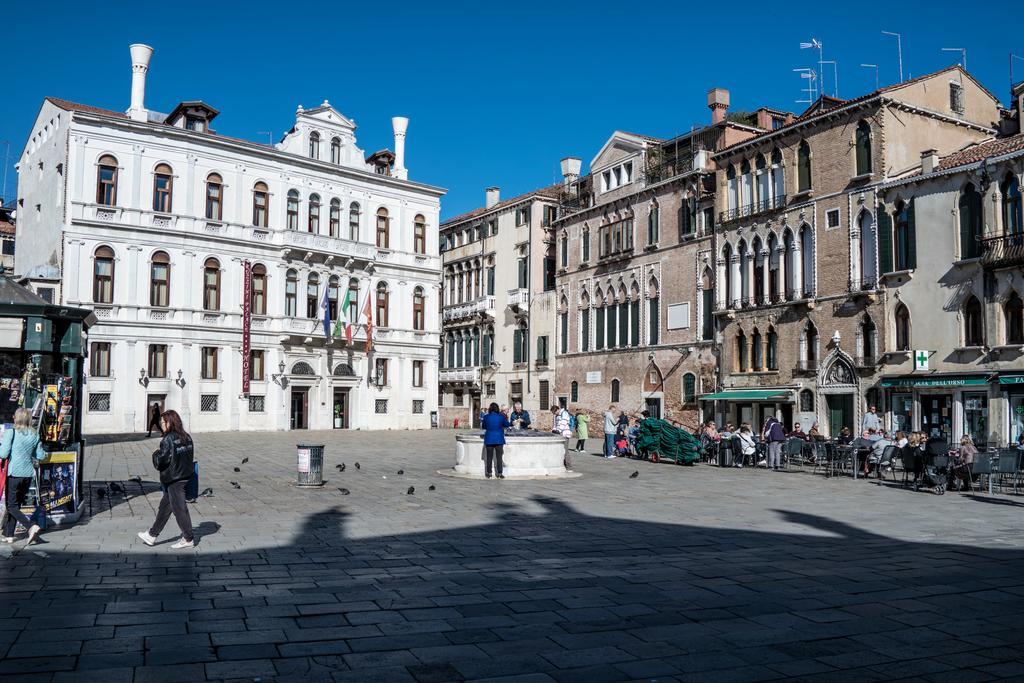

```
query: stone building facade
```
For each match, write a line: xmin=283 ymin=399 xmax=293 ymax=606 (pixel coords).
xmin=710 ymin=66 xmax=1001 ymax=436
xmin=438 ymin=187 xmax=560 ymax=429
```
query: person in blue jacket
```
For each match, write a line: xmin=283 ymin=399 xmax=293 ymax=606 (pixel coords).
xmin=1 ymin=408 xmax=47 ymax=544
xmin=480 ymin=402 xmax=510 ymax=479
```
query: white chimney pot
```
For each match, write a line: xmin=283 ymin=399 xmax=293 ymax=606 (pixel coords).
xmin=128 ymin=44 xmax=154 ymax=122
xmin=392 ymin=117 xmax=409 ymax=180
xmin=485 ymin=187 xmax=500 ymax=208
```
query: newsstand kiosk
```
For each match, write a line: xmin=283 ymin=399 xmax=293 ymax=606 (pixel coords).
xmin=0 ymin=277 xmax=94 ymax=525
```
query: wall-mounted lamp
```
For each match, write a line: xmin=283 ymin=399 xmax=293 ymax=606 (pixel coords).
xmin=138 ymin=368 xmax=149 ymax=388
xmin=175 ymin=369 xmax=186 ymax=388
xmin=271 ymin=360 xmax=288 ymax=387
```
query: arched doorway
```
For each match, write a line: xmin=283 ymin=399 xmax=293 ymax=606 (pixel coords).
xmin=817 ymin=350 xmax=858 ymax=438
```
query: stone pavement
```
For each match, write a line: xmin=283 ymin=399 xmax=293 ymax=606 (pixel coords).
xmin=1 ymin=429 xmax=1023 ymax=682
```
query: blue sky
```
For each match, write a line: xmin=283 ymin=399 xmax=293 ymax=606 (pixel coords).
xmin=3 ymin=0 xmax=1022 ymax=218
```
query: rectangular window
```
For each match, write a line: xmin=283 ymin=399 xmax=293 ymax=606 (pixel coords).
xmin=537 ymin=335 xmax=549 ymax=365
xmin=667 ymin=302 xmax=690 ymax=330
xmin=949 ymin=82 xmax=964 ymax=113
xmin=516 ymin=208 xmax=529 ymax=226
xmin=485 ymin=382 xmax=495 ymax=397
xmin=595 ymin=307 xmax=605 ymax=350
xmin=649 ymin=298 xmax=660 ymax=345
xmin=201 ymin=347 xmax=218 ymax=380
xmin=148 ymin=344 xmax=167 ymax=378
xmin=248 ymin=395 xmax=265 ymax=412
xmin=412 ymin=360 xmax=424 ymax=388
xmin=559 ymin=312 xmax=568 ymax=355
xmin=412 ymin=399 xmax=424 ymax=414
xmin=1 ymin=239 xmax=14 ymax=256
xmin=543 ymin=257 xmax=555 ymax=291
xmin=375 ymin=399 xmax=389 ymax=414
xmin=630 ymin=300 xmax=640 ymax=346
xmin=453 ymin=390 xmax=464 ymax=406
xmin=374 ymin=358 xmax=389 ymax=386
xmin=509 ymin=380 xmax=523 ymax=405
xmin=581 ymin=309 xmax=591 ymax=352
xmin=200 ymin=394 xmax=219 ymax=412
xmin=88 ymin=393 xmax=111 ymax=412
xmin=487 ymin=266 xmax=495 ymax=295
xmin=826 ymin=209 xmax=840 ymax=229
xmin=517 ymin=259 xmax=528 ymax=289
xmin=90 ymin=342 xmax=111 ymax=377
xmin=539 ymin=380 xmax=550 ymax=411
xmin=250 ymin=350 xmax=264 ymax=381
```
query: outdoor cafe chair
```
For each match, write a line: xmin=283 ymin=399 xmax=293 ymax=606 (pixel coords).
xmin=994 ymin=449 xmax=1021 ymax=494
xmin=876 ymin=445 xmax=900 ymax=482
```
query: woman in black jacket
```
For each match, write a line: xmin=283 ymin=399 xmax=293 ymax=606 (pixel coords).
xmin=137 ymin=410 xmax=195 ymax=549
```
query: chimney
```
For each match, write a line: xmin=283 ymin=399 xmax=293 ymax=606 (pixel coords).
xmin=128 ymin=44 xmax=154 ymax=122
xmin=560 ymin=157 xmax=582 ymax=188
xmin=391 ymin=117 xmax=408 ymax=180
xmin=708 ymin=87 xmax=730 ymax=125
xmin=485 ymin=187 xmax=500 ymax=209
xmin=921 ymin=149 xmax=939 ymax=174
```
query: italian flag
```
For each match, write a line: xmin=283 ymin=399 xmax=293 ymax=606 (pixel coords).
xmin=335 ymin=287 xmax=353 ymax=344
xmin=362 ymin=288 xmax=373 ymax=354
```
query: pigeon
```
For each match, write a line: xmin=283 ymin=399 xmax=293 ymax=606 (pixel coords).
xmin=629 ymin=471 xmax=639 ymax=479
xmin=199 ymin=487 xmax=214 ymax=497
xmin=95 ymin=487 xmax=107 ymax=499
xmin=241 ymin=457 xmax=249 ymax=464
xmin=337 ymin=488 xmax=350 ymax=495
xmin=108 ymin=482 xmax=125 ymax=495
xmin=406 ymin=486 xmax=415 ymax=495
xmin=230 ymin=481 xmax=241 ymax=489
xmin=428 ymin=485 xmax=436 ymax=491
xmin=233 ymin=467 xmax=241 ymax=472
xmin=397 ymin=469 xmax=404 ymax=475
xmin=355 ymin=462 xmax=361 ymax=470
xmin=335 ymin=463 xmax=346 ymax=472
xmin=129 ymin=476 xmax=142 ymax=484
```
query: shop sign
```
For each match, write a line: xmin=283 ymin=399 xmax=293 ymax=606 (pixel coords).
xmin=38 ymin=451 xmax=77 ymax=513
xmin=586 ymin=371 xmax=602 ymax=384
xmin=999 ymin=375 xmax=1024 ymax=385
xmin=880 ymin=376 xmax=988 ymax=388
xmin=914 ymin=350 xmax=930 ymax=371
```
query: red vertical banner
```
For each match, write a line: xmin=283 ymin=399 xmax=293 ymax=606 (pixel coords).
xmin=241 ymin=260 xmax=252 ymax=397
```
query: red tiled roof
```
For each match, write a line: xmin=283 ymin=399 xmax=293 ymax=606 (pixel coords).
xmin=935 ymin=133 xmax=1024 ymax=171
xmin=442 ymin=184 xmax=561 ymax=226
xmin=0 ymin=221 xmax=15 ymax=236
xmin=45 ymin=97 xmax=127 ymax=119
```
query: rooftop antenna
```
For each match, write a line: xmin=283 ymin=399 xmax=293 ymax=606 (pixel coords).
xmin=941 ymin=47 xmax=967 ymax=71
xmin=821 ymin=60 xmax=839 ymax=97
xmin=800 ymin=38 xmax=825 ymax=95
xmin=882 ymin=31 xmax=903 ymax=83
xmin=1011 ymin=53 xmax=1024 ymax=94
xmin=861 ymin=63 xmax=879 ymax=91
xmin=794 ymin=68 xmax=818 ymax=105
xmin=257 ymin=131 xmax=274 ymax=146
xmin=0 ymin=140 xmax=10 ymax=206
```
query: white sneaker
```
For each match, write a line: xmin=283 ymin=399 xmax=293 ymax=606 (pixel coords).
xmin=170 ymin=538 xmax=195 ymax=549
xmin=137 ymin=531 xmax=157 ymax=546
xmin=26 ymin=525 xmax=41 ymax=544
xmin=1 ymin=536 xmax=14 ymax=543
xmin=608 ymin=454 xmax=618 ymax=459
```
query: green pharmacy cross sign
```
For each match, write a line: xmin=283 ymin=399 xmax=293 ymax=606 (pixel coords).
xmin=914 ymin=350 xmax=930 ymax=372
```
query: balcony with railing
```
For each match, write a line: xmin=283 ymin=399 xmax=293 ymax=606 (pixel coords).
xmin=794 ymin=359 xmax=819 ymax=375
xmin=848 ymin=276 xmax=879 ymax=293
xmin=719 ymin=194 xmax=788 ymax=224
xmin=442 ymin=296 xmax=495 ymax=323
xmin=440 ymin=367 xmax=480 ymax=384
xmin=507 ymin=288 xmax=529 ymax=312
xmin=981 ymin=233 xmax=1024 ymax=268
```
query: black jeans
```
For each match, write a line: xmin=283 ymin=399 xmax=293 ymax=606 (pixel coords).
xmin=575 ymin=439 xmax=585 ymax=451
xmin=485 ymin=445 xmax=504 ymax=477
xmin=149 ymin=480 xmax=193 ymax=541
xmin=2 ymin=476 xmax=33 ymax=537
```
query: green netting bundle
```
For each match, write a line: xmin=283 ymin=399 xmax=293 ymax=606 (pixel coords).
xmin=636 ymin=418 xmax=700 ymax=464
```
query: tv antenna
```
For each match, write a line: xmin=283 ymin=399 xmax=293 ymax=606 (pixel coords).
xmin=800 ymin=38 xmax=825 ymax=95
xmin=882 ymin=31 xmax=903 ymax=83
xmin=257 ymin=131 xmax=274 ymax=146
xmin=794 ymin=68 xmax=818 ymax=105
xmin=1011 ymin=53 xmax=1024 ymax=93
xmin=941 ymin=47 xmax=967 ymax=71
xmin=861 ymin=64 xmax=879 ymax=91
xmin=821 ymin=60 xmax=839 ymax=97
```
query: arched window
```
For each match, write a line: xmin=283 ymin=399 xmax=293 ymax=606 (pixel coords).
xmin=682 ymin=373 xmax=696 ymax=404
xmin=292 ymin=361 xmax=315 ymax=376
xmin=327 ymin=276 xmax=339 ymax=320
xmin=722 ymin=243 xmax=733 ymax=307
xmin=783 ymin=230 xmax=795 ymax=298
xmin=153 ymin=163 xmax=173 ymax=213
xmin=895 ymin=303 xmax=911 ymax=351
xmin=648 ymin=203 xmax=660 ymax=244
xmin=329 ymin=198 xmax=341 ymax=237
xmin=611 ymin=378 xmax=620 ymax=404
xmin=738 ymin=240 xmax=749 ymax=305
xmin=800 ymin=224 xmax=814 ymax=296
xmin=736 ymin=330 xmax=748 ymax=372
xmin=203 ymin=257 xmax=220 ymax=311
xmin=347 ymin=278 xmax=359 ymax=323
xmin=580 ymin=291 xmax=591 ymax=352
xmin=251 ymin=264 xmax=267 ymax=315
xmin=150 ymin=251 xmax=170 ymax=307
xmin=513 ymin=322 xmax=527 ymax=363
xmin=751 ymin=328 xmax=763 ymax=371
xmin=726 ymin=164 xmax=738 ymax=210
xmin=308 ymin=194 xmax=321 ymax=233
xmin=767 ymin=233 xmax=780 ymax=300
xmin=740 ymin=159 xmax=752 ymax=208
xmin=648 ymin=278 xmax=660 ymax=345
xmin=755 ymin=154 xmax=768 ymax=206
xmin=414 ymin=214 xmax=426 ymax=254
xmin=855 ymin=121 xmax=872 ymax=175
xmin=859 ymin=211 xmax=876 ymax=286
xmin=894 ymin=200 xmax=916 ymax=270
xmin=96 ymin=154 xmax=118 ymax=205
xmin=93 ymin=246 xmax=115 ymax=304
xmin=860 ymin=316 xmax=876 ymax=362
xmin=308 ymin=131 xmax=320 ymax=160
xmin=570 ymin=380 xmax=579 ymax=403
xmin=767 ymin=326 xmax=778 ymax=370
xmin=1006 ymin=292 xmax=1024 ymax=344
xmin=805 ymin=321 xmax=818 ymax=369
xmin=581 ymin=225 xmax=591 ymax=262
xmin=964 ymin=296 xmax=983 ymax=346
xmin=285 ymin=269 xmax=298 ymax=317
xmin=287 ymin=190 xmax=300 ymax=230
xmin=349 ymin=202 xmax=360 ymax=241
xmin=799 ymin=389 xmax=814 ymax=413
xmin=412 ymin=286 xmax=425 ymax=331
xmin=306 ymin=273 xmax=320 ymax=318
xmin=959 ymin=183 xmax=983 ymax=259
xmin=376 ymin=282 xmax=390 ymax=327
xmin=1002 ymin=173 xmax=1023 ymax=238
xmin=770 ymin=147 xmax=784 ymax=202
xmin=376 ymin=207 xmax=390 ymax=248
xmin=560 ymin=231 xmax=568 ymax=268
xmin=205 ymin=173 xmax=223 ymax=220
xmin=797 ymin=140 xmax=811 ymax=193
xmin=252 ymin=182 xmax=269 ymax=227
xmin=330 ymin=137 xmax=341 ymax=164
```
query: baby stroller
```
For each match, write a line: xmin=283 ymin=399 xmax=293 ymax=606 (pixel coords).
xmin=915 ymin=442 xmax=950 ymax=495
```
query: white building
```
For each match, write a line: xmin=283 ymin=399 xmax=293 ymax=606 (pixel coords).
xmin=15 ymin=44 xmax=444 ymax=433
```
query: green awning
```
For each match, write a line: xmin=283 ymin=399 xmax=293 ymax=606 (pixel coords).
xmin=880 ymin=376 xmax=988 ymax=388
xmin=999 ymin=374 xmax=1024 ymax=386
xmin=700 ymin=390 xmax=791 ymax=401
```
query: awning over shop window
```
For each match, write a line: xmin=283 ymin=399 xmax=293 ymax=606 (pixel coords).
xmin=699 ymin=390 xmax=792 ymax=401
xmin=999 ymin=374 xmax=1024 ymax=386
xmin=879 ymin=376 xmax=988 ymax=388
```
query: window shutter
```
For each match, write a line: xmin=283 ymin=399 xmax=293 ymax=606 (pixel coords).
xmin=877 ymin=206 xmax=893 ymax=274
xmin=906 ymin=199 xmax=917 ymax=269
xmin=649 ymin=298 xmax=660 ymax=345
xmin=630 ymin=300 xmax=640 ymax=346
xmin=959 ymin=194 xmax=971 ymax=261
xmin=482 ymin=334 xmax=490 ymax=366
xmin=595 ymin=308 xmax=605 ymax=350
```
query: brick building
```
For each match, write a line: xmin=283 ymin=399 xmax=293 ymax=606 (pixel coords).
xmin=710 ymin=66 xmax=1001 ymax=436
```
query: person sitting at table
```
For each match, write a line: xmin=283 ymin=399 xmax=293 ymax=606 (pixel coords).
xmin=734 ymin=423 xmax=756 ymax=468
xmin=837 ymin=427 xmax=854 ymax=445
xmin=807 ymin=422 xmax=826 ymax=441
xmin=894 ymin=431 xmax=908 ymax=449
xmin=719 ymin=422 xmax=735 ymax=440
xmin=904 ymin=432 xmax=924 ymax=485
xmin=788 ymin=422 xmax=810 ymax=441
xmin=867 ymin=430 xmax=894 ymax=477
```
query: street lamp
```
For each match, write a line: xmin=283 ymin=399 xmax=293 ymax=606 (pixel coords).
xmin=271 ymin=360 xmax=288 ymax=386
xmin=175 ymin=369 xmax=186 ymax=388
xmin=138 ymin=368 xmax=149 ymax=388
